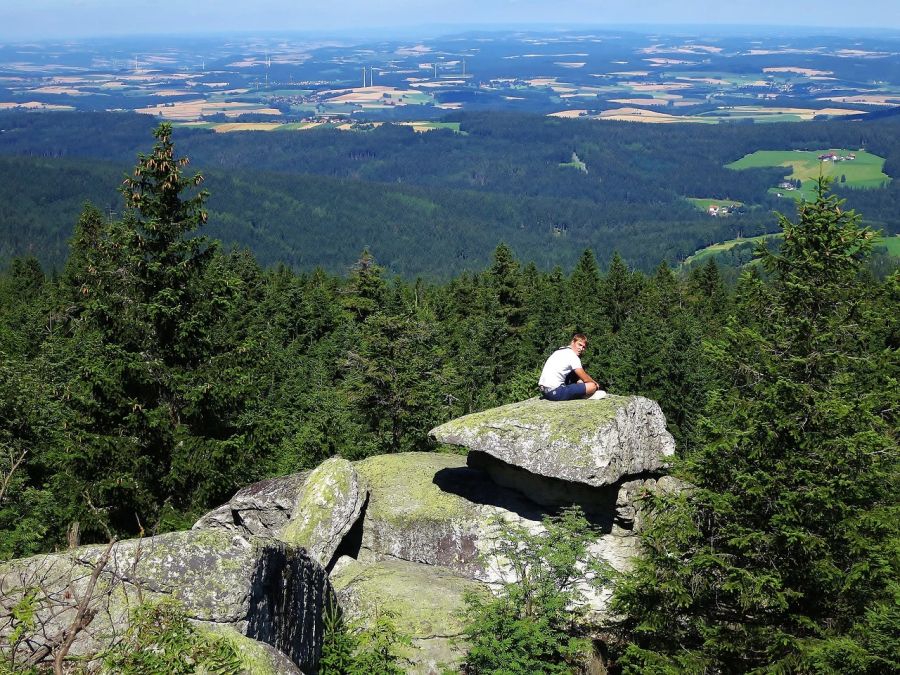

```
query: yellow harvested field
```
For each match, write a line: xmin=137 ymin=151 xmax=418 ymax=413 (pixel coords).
xmin=818 ymin=95 xmax=900 ymax=106
xmin=641 ymin=44 xmax=722 ymax=54
xmin=555 ymin=62 xmax=586 ymax=68
xmin=436 ymin=102 xmax=463 ymax=109
xmin=609 ymin=98 xmax=672 ymax=107
xmin=548 ymin=109 xmax=587 ymax=118
xmin=628 ymin=82 xmax=691 ymax=92
xmin=412 ymin=81 xmax=460 ymax=88
xmin=598 ymin=107 xmax=682 ymax=122
xmin=815 ymin=108 xmax=866 ymax=116
xmin=152 ymin=89 xmax=192 ymax=97
xmin=30 ymin=85 xmax=81 ymax=94
xmin=608 ymin=71 xmax=650 ymax=77
xmin=135 ymin=99 xmax=281 ymax=120
xmin=396 ymin=44 xmax=431 ymax=55
xmin=836 ymin=49 xmax=889 ymax=57
xmin=0 ymin=101 xmax=73 ymax=110
xmin=526 ymin=78 xmax=559 ymax=86
xmin=763 ymin=66 xmax=833 ymax=76
xmin=645 ymin=58 xmax=695 ymax=65
xmin=212 ymin=123 xmax=283 ymax=132
xmin=719 ymin=106 xmax=865 ymax=119
xmin=676 ymin=76 xmax=730 ymax=85
xmin=324 ymin=86 xmax=420 ymax=102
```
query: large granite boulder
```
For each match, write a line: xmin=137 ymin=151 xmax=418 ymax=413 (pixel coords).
xmin=193 ymin=472 xmax=310 ymax=537
xmin=330 ymin=554 xmax=489 ymax=675
xmin=353 ymin=452 xmax=544 ymax=580
xmin=0 ymin=530 xmax=331 ymax=673
xmin=280 ymin=458 xmax=368 ymax=568
xmin=430 ymin=395 xmax=674 ymax=492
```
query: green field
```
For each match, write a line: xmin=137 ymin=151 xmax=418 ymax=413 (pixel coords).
xmin=560 ymin=151 xmax=587 ymax=172
xmin=686 ymin=197 xmax=744 ymax=212
xmin=683 ymin=233 xmax=899 ymax=269
xmin=681 ymin=234 xmax=777 ymax=267
xmin=876 ymin=235 xmax=900 ymax=256
xmin=727 ymin=149 xmax=891 ymax=200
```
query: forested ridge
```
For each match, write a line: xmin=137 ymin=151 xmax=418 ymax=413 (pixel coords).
xmin=1 ymin=110 xmax=899 ymax=277
xmin=1 ymin=124 xmax=897 ymax=673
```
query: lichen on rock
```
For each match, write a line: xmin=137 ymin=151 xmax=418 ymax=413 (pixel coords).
xmin=279 ymin=457 xmax=367 ymax=568
xmin=330 ymin=555 xmax=489 ymax=674
xmin=430 ymin=395 xmax=675 ymax=488
xmin=193 ymin=472 xmax=310 ymax=538
xmin=353 ymin=452 xmax=543 ymax=576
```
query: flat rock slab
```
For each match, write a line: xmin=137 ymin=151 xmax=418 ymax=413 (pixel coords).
xmin=430 ymin=395 xmax=674 ymax=488
xmin=280 ymin=458 xmax=367 ymax=568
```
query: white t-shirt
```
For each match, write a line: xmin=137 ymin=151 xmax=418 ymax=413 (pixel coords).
xmin=538 ymin=347 xmax=582 ymax=389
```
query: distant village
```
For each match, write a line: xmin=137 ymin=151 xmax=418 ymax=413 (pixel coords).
xmin=818 ymin=152 xmax=856 ymax=162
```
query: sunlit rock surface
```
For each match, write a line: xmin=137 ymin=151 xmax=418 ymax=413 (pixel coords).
xmin=430 ymin=395 xmax=674 ymax=488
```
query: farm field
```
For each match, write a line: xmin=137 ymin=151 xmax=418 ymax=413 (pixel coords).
xmin=1 ymin=30 xmax=898 ymax=124
xmin=686 ymin=197 xmax=744 ymax=212
xmin=878 ymin=235 xmax=900 ymax=256
xmin=727 ymin=149 xmax=891 ymax=200
xmin=172 ymin=120 xmax=460 ymax=133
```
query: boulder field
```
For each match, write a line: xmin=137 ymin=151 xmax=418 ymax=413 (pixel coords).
xmin=0 ymin=395 xmax=676 ymax=674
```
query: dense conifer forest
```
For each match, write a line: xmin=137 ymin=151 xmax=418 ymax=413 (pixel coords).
xmin=1 ymin=110 xmax=899 ymax=277
xmin=0 ymin=123 xmax=897 ymax=673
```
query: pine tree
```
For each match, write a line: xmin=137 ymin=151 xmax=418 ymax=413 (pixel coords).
xmin=613 ymin=179 xmax=899 ymax=673
xmin=42 ymin=124 xmax=248 ymax=537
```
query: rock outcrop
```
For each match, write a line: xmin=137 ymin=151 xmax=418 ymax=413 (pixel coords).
xmin=430 ymin=395 xmax=674 ymax=490
xmin=1 ymin=394 xmax=677 ymax=674
xmin=0 ymin=530 xmax=332 ymax=673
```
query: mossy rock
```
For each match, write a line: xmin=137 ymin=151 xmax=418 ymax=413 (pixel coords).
xmin=201 ymin=624 xmax=304 ymax=674
xmin=430 ymin=396 xmax=675 ymax=487
xmin=280 ymin=457 xmax=367 ymax=567
xmin=0 ymin=531 xmax=331 ymax=672
xmin=353 ymin=452 xmax=543 ymax=575
xmin=331 ymin=555 xmax=489 ymax=674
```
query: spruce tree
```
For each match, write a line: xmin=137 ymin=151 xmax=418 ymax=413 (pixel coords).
xmin=613 ymin=179 xmax=899 ymax=673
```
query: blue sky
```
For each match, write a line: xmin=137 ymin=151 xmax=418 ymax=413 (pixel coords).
xmin=1 ymin=0 xmax=898 ymax=40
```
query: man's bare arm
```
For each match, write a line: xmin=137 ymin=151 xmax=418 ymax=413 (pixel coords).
xmin=573 ymin=367 xmax=597 ymax=386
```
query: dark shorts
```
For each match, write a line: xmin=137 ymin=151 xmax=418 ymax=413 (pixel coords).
xmin=542 ymin=382 xmax=587 ymax=401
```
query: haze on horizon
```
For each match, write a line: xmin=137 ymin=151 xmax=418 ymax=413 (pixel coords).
xmin=1 ymin=0 xmax=899 ymax=41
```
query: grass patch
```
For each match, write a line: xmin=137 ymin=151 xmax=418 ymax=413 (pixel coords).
xmin=727 ymin=149 xmax=891 ymax=200
xmin=682 ymin=234 xmax=777 ymax=267
xmin=560 ymin=151 xmax=587 ymax=172
xmin=399 ymin=121 xmax=462 ymax=133
xmin=875 ymin=235 xmax=900 ymax=256
xmin=686 ymin=197 xmax=744 ymax=212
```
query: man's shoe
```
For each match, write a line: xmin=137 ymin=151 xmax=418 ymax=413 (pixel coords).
xmin=588 ymin=390 xmax=607 ymax=400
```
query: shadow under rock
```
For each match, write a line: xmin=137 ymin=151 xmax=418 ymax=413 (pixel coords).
xmin=432 ymin=463 xmax=571 ymax=527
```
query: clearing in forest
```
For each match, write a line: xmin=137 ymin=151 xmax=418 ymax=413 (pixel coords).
xmin=727 ymin=149 xmax=890 ymax=200
xmin=686 ymin=197 xmax=744 ymax=212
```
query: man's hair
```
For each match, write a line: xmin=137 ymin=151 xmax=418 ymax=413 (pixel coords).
xmin=572 ymin=333 xmax=587 ymax=343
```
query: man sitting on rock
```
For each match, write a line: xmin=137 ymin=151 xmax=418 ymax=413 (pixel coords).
xmin=538 ymin=333 xmax=606 ymax=401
